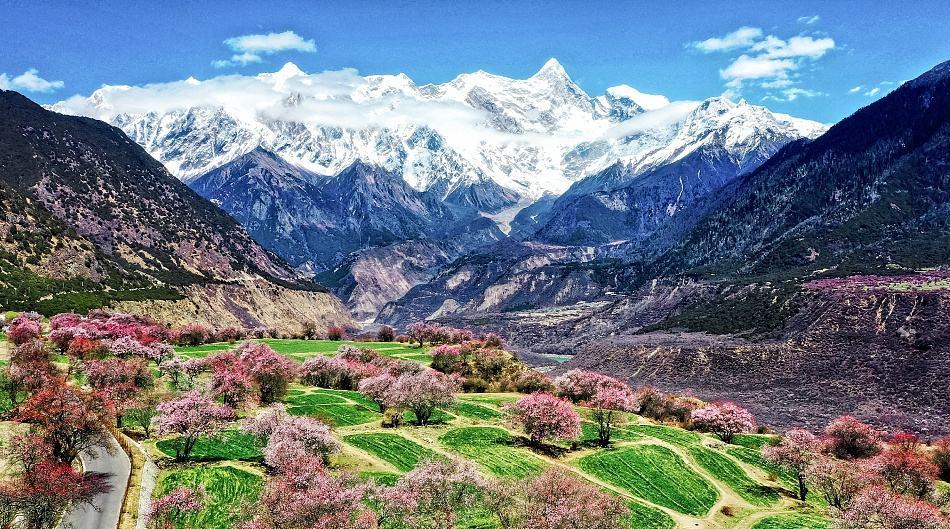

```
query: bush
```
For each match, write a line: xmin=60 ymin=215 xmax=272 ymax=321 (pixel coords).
xmin=326 ymin=326 xmax=345 ymax=341
xmin=376 ymin=326 xmax=395 ymax=342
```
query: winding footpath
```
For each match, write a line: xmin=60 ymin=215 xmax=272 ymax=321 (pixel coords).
xmin=59 ymin=434 xmax=131 ymax=529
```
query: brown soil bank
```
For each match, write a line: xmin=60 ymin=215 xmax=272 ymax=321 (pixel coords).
xmin=114 ymin=279 xmax=353 ymax=336
xmin=566 ymin=289 xmax=950 ymax=436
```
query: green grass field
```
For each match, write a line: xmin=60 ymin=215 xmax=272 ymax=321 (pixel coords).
xmin=156 ymin=430 xmax=262 ymax=462
xmin=577 ymin=444 xmax=719 ymax=516
xmin=175 ymin=339 xmax=427 ymax=362
xmin=284 ymin=391 xmax=381 ymax=426
xmin=625 ymin=423 xmax=703 ymax=446
xmin=686 ymin=445 xmax=779 ymax=506
xmin=452 ymin=401 xmax=505 ymax=421
xmin=752 ymin=513 xmax=830 ymax=529
xmin=441 ymin=426 xmax=546 ymax=478
xmin=731 ymin=434 xmax=779 ymax=450
xmin=344 ymin=432 xmax=441 ymax=472
xmin=628 ymin=501 xmax=677 ymax=529
xmin=156 ymin=464 xmax=262 ymax=529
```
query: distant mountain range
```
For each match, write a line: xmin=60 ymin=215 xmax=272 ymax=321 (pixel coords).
xmin=53 ymin=60 xmax=826 ymax=318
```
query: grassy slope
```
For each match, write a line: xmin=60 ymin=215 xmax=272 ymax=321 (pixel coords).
xmin=151 ymin=339 xmax=829 ymax=529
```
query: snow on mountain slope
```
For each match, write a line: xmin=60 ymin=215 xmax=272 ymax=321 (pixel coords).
xmin=51 ymin=60 xmax=825 ymax=208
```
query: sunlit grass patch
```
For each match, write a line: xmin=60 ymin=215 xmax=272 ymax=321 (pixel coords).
xmin=344 ymin=432 xmax=441 ymax=472
xmin=440 ymin=426 xmax=546 ymax=478
xmin=577 ymin=444 xmax=718 ymax=516
xmin=155 ymin=464 xmax=261 ymax=529
xmin=686 ymin=445 xmax=779 ymax=506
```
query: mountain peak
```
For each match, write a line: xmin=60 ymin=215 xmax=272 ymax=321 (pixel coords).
xmin=273 ymin=62 xmax=306 ymax=80
xmin=605 ymin=85 xmax=671 ymax=111
xmin=532 ymin=58 xmax=569 ymax=80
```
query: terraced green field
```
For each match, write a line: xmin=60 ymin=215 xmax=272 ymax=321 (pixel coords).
xmin=725 ymin=445 xmax=796 ymax=488
xmin=625 ymin=423 xmax=703 ymax=446
xmin=731 ymin=433 xmax=779 ymax=450
xmin=440 ymin=427 xmax=546 ymax=478
xmin=752 ymin=513 xmax=830 ymax=529
xmin=175 ymin=339 xmax=426 ymax=362
xmin=156 ymin=430 xmax=262 ymax=462
xmin=344 ymin=432 xmax=440 ymax=471
xmin=579 ymin=422 xmax=647 ymax=444
xmin=577 ymin=444 xmax=718 ymax=516
xmin=686 ymin=445 xmax=779 ymax=506
xmin=284 ymin=390 xmax=380 ymax=426
xmin=628 ymin=501 xmax=677 ymax=529
xmin=156 ymin=464 xmax=262 ymax=529
xmin=452 ymin=401 xmax=505 ymax=420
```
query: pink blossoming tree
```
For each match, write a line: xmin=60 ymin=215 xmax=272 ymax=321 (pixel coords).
xmin=152 ymin=391 xmax=236 ymax=460
xmin=762 ymin=429 xmax=821 ymax=500
xmin=583 ymin=385 xmax=638 ymax=447
xmin=690 ymin=401 xmax=756 ymax=442
xmin=507 ymin=393 xmax=581 ymax=447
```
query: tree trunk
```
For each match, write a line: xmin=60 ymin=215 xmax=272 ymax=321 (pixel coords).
xmin=797 ymin=474 xmax=808 ymax=501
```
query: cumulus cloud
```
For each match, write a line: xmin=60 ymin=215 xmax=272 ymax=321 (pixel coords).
xmin=0 ymin=68 xmax=64 ymax=93
xmin=691 ymin=26 xmax=763 ymax=53
xmin=763 ymin=87 xmax=824 ymax=102
xmin=849 ymin=85 xmax=864 ymax=93
xmin=797 ymin=15 xmax=820 ymax=25
xmin=694 ymin=25 xmax=835 ymax=101
xmin=864 ymin=87 xmax=881 ymax=97
xmin=750 ymin=35 xmax=835 ymax=59
xmin=213 ymin=30 xmax=316 ymax=68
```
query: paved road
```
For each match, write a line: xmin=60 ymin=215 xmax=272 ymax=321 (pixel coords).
xmin=60 ymin=434 xmax=130 ymax=529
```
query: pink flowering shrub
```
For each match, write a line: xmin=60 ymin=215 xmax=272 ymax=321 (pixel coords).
xmin=208 ymin=354 xmax=254 ymax=408
xmin=152 ymin=391 xmax=236 ymax=460
xmin=868 ymin=445 xmax=940 ymax=498
xmin=390 ymin=370 xmax=458 ymax=426
xmin=241 ymin=404 xmax=339 ymax=468
xmin=236 ymin=343 xmax=298 ymax=404
xmin=147 ymin=486 xmax=204 ymax=529
xmin=170 ymin=324 xmax=212 ymax=346
xmin=554 ymin=369 xmax=629 ymax=403
xmin=486 ymin=468 xmax=629 ymax=529
xmin=507 ymin=393 xmax=581 ymax=447
xmin=8 ymin=316 xmax=41 ymax=346
xmin=243 ymin=458 xmax=376 ymax=529
xmin=762 ymin=429 xmax=821 ymax=500
xmin=691 ymin=401 xmax=756 ymax=442
xmin=834 ymin=485 xmax=946 ymax=529
xmin=806 ymin=455 xmax=875 ymax=509
xmin=379 ymin=459 xmax=486 ymax=529
xmin=824 ymin=416 xmax=883 ymax=459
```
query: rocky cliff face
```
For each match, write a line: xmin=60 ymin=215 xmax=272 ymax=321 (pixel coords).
xmin=0 ymin=90 xmax=352 ymax=329
xmin=564 ymin=283 xmax=950 ymax=435
xmin=115 ymin=279 xmax=353 ymax=335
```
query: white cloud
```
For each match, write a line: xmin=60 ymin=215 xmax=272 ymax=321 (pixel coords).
xmin=214 ymin=30 xmax=316 ymax=68
xmin=751 ymin=35 xmax=835 ymax=59
xmin=0 ymin=68 xmax=64 ymax=93
xmin=849 ymin=85 xmax=864 ymax=93
xmin=863 ymin=87 xmax=880 ymax=97
xmin=763 ymin=87 xmax=824 ymax=102
xmin=691 ymin=26 xmax=763 ymax=53
xmin=721 ymin=55 xmax=797 ymax=82
xmin=695 ymin=26 xmax=835 ymax=100
xmin=797 ymin=15 xmax=820 ymax=25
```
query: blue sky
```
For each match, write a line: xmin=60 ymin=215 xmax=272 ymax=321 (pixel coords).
xmin=1 ymin=0 xmax=948 ymax=122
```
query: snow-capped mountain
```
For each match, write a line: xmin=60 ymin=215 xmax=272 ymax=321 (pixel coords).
xmin=51 ymin=59 xmax=825 ymax=213
xmin=50 ymin=60 xmax=828 ymax=315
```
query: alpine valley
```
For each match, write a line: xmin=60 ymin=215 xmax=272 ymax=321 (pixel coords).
xmin=4 ymin=58 xmax=948 ymax=432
